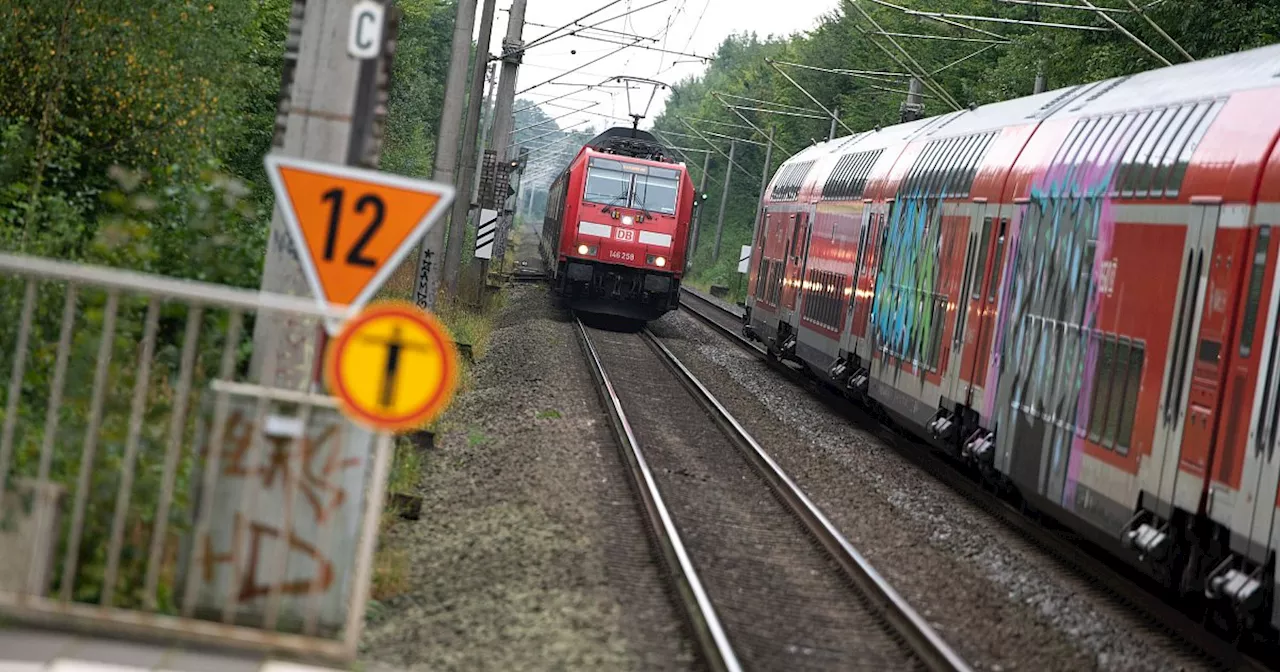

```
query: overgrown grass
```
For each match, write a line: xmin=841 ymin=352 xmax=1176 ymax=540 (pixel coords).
xmin=367 ymin=254 xmax=508 ymax=604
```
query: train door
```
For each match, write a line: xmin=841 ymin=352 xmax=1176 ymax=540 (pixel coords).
xmin=945 ymin=201 xmax=985 ymax=405
xmin=746 ymin=206 xmax=768 ymax=310
xmin=780 ymin=211 xmax=812 ymax=321
xmin=1154 ymin=200 xmax=1220 ymax=515
xmin=1234 ymin=225 xmax=1280 ymax=567
xmin=959 ymin=202 xmax=1007 ymax=414
xmin=844 ymin=203 xmax=876 ymax=360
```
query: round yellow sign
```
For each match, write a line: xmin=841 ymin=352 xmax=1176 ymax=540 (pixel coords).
xmin=324 ymin=301 xmax=460 ymax=432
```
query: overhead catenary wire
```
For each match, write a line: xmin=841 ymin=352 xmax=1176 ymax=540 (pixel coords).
xmin=517 ymin=40 xmax=645 ymax=95
xmin=995 ymin=0 xmax=1130 ymax=11
xmin=766 ymin=59 xmax=860 ymax=134
xmin=1123 ymin=0 xmax=1194 ymax=61
xmin=677 ymin=117 xmax=756 ymax=179
xmin=512 ymin=103 xmax=600 ymax=134
xmin=712 ymin=93 xmax=790 ymax=155
xmin=770 ymin=59 xmax=911 ymax=83
xmin=930 ymin=43 xmax=1003 ymax=76
xmin=552 ymin=30 xmax=717 ymax=62
xmin=517 ymin=0 xmax=629 ymax=54
xmin=864 ymin=0 xmax=1010 ymax=40
xmin=874 ymin=1 xmax=1112 ymax=31
xmin=523 ymin=19 xmax=659 ymax=43
xmin=1076 ymin=0 xmax=1171 ymax=65
xmin=843 ymin=2 xmax=964 ymax=111
xmin=874 ymin=31 xmax=1010 ymax=44
xmin=716 ymin=92 xmax=828 ymax=114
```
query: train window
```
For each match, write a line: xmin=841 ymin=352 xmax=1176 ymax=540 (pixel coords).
xmin=1096 ymin=114 xmax=1137 ymax=168
xmin=946 ymin=135 xmax=978 ymax=197
xmin=634 ymin=174 xmax=679 ymax=214
xmin=1065 ymin=118 xmax=1102 ymax=175
xmin=934 ymin=137 xmax=962 ymax=197
xmin=1089 ymin=335 xmax=1117 ymax=442
xmin=1151 ymin=102 xmax=1209 ymax=198
xmin=1198 ymin=339 xmax=1222 ymax=365
xmin=1136 ymin=105 xmax=1193 ymax=198
xmin=1049 ymin=118 xmax=1087 ymax=169
xmin=987 ymin=219 xmax=1008 ymax=301
xmin=1166 ymin=99 xmax=1225 ymax=198
xmin=1112 ymin=110 xmax=1155 ymax=195
xmin=1240 ymin=226 xmax=1271 ymax=358
xmin=958 ymin=133 xmax=991 ymax=196
xmin=971 ymin=217 xmax=992 ymax=302
xmin=954 ymin=232 xmax=978 ymax=346
xmin=1123 ymin=107 xmax=1175 ymax=197
xmin=584 ymin=165 xmax=632 ymax=207
xmin=1104 ymin=339 xmax=1133 ymax=446
xmin=1116 ymin=342 xmax=1145 ymax=454
xmin=1082 ymin=115 xmax=1123 ymax=171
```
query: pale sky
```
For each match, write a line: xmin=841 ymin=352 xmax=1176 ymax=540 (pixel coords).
xmin=481 ymin=0 xmax=838 ymax=134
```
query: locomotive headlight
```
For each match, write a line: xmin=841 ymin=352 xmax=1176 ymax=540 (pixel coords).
xmin=622 ymin=215 xmax=634 ymax=226
xmin=578 ymin=244 xmax=590 ymax=254
xmin=655 ymin=256 xmax=667 ymax=267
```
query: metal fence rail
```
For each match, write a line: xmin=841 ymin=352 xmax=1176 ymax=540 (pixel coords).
xmin=0 ymin=252 xmax=391 ymax=663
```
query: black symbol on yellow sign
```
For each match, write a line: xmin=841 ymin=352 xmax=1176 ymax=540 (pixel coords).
xmin=325 ymin=302 xmax=460 ymax=432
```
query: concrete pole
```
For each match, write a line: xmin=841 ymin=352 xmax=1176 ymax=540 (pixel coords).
xmin=713 ymin=139 xmax=736 ymax=263
xmin=475 ymin=62 xmax=499 ymax=286
xmin=755 ymin=127 xmax=774 ymax=236
xmin=689 ymin=151 xmax=711 ymax=258
xmin=443 ymin=0 xmax=497 ymax=297
xmin=253 ymin=0 xmax=368 ymax=391
xmin=412 ymin=0 xmax=478 ymax=310
xmin=1033 ymin=61 xmax=1047 ymax=94
xmin=828 ymin=106 xmax=838 ymax=141
xmin=489 ymin=0 xmax=529 ymax=269
xmin=899 ymin=78 xmax=924 ymax=123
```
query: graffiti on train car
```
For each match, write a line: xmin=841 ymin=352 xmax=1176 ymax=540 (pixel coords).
xmin=986 ymin=143 xmax=1126 ymax=508
xmin=871 ymin=192 xmax=943 ymax=370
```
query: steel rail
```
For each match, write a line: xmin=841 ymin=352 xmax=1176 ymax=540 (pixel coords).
xmin=638 ymin=328 xmax=972 ymax=672
xmin=573 ymin=318 xmax=741 ymax=672
xmin=676 ymin=287 xmax=1276 ymax=672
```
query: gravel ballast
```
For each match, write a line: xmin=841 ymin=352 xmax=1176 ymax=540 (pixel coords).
xmin=359 ymin=284 xmax=696 ymax=672
xmin=649 ymin=304 xmax=1210 ymax=672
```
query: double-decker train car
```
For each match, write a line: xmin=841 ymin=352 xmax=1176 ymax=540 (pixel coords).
xmin=541 ymin=127 xmax=696 ymax=320
xmin=744 ymin=42 xmax=1280 ymax=638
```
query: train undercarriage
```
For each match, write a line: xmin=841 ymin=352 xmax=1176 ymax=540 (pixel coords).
xmin=742 ymin=309 xmax=1278 ymax=646
xmin=555 ymin=259 xmax=681 ymax=321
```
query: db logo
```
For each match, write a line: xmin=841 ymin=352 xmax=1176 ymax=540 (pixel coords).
xmin=615 ymin=228 xmax=635 ymax=242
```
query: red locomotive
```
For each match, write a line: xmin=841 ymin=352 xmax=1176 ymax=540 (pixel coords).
xmin=541 ymin=127 xmax=697 ymax=320
xmin=745 ymin=42 xmax=1280 ymax=640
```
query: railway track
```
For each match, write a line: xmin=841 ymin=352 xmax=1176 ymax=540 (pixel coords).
xmin=574 ymin=316 xmax=971 ymax=672
xmin=677 ymin=287 xmax=1274 ymax=672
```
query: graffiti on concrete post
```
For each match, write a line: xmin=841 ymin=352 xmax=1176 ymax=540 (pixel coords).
xmin=184 ymin=395 xmax=374 ymax=630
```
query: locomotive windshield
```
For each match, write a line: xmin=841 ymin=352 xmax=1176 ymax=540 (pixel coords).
xmin=584 ymin=157 xmax=680 ymax=214
xmin=584 ymin=165 xmax=631 ymax=206
xmin=634 ymin=173 xmax=678 ymax=215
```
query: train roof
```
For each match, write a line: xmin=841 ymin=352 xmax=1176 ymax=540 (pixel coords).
xmin=767 ymin=42 xmax=1280 ymax=198
xmin=584 ymin=126 xmax=676 ymax=163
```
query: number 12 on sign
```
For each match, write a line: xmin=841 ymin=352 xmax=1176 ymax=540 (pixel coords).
xmin=321 ymin=188 xmax=383 ymax=268
xmin=264 ymin=155 xmax=455 ymax=328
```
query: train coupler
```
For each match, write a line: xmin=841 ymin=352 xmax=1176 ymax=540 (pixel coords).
xmin=1121 ymin=511 xmax=1171 ymax=562
xmin=961 ymin=430 xmax=994 ymax=465
xmin=1205 ymin=557 xmax=1266 ymax=612
xmin=927 ymin=408 xmax=957 ymax=441
xmin=847 ymin=368 xmax=869 ymax=398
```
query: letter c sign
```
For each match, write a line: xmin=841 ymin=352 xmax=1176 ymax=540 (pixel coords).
xmin=348 ymin=1 xmax=385 ymax=60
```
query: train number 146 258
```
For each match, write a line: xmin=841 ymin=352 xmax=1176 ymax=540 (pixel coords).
xmin=608 ymin=250 xmax=635 ymax=262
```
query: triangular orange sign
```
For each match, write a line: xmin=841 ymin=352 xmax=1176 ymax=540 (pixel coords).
xmin=264 ymin=155 xmax=455 ymax=321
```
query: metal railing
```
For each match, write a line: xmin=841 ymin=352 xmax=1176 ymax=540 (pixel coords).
xmin=0 ymin=252 xmax=391 ymax=663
